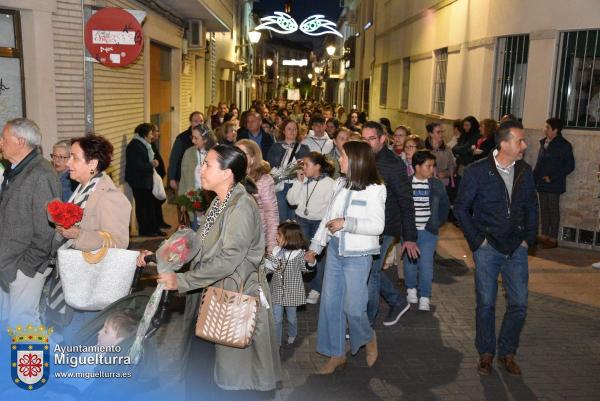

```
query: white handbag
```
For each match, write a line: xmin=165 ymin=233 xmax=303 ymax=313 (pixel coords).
xmin=57 ymin=232 xmax=139 ymax=311
xmin=152 ymin=169 xmax=167 ymax=200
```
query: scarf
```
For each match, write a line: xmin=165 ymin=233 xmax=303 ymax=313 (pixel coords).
xmin=201 ymin=187 xmax=234 ymax=241
xmin=68 ymin=172 xmax=104 ymax=210
xmin=1 ymin=149 xmax=38 ymax=193
xmin=133 ymin=134 xmax=155 ymax=162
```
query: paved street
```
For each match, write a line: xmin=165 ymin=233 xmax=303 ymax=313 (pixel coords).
xmin=137 ymin=223 xmax=600 ymax=401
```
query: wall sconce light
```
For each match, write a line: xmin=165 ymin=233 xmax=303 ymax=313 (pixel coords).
xmin=248 ymin=30 xmax=261 ymax=44
xmin=296 ymin=77 xmax=301 ymax=83
xmin=326 ymin=45 xmax=336 ymax=56
xmin=266 ymin=58 xmax=273 ymax=67
xmin=308 ymin=73 xmax=313 ymax=79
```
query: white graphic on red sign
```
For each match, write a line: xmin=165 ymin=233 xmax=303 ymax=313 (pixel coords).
xmin=84 ymin=8 xmax=143 ymax=67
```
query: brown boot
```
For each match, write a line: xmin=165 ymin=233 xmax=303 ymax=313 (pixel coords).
xmin=477 ymin=353 xmax=494 ymax=376
xmin=498 ymin=354 xmax=522 ymax=376
xmin=318 ymin=356 xmax=347 ymax=375
xmin=366 ymin=332 xmax=378 ymax=367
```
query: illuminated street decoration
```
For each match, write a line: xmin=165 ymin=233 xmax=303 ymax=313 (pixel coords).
xmin=282 ymin=59 xmax=308 ymax=67
xmin=255 ymin=12 xmax=342 ymax=38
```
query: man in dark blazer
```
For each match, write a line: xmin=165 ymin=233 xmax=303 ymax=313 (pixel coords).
xmin=168 ymin=111 xmax=204 ymax=192
xmin=237 ymin=111 xmax=274 ymax=159
xmin=0 ymin=118 xmax=60 ymax=327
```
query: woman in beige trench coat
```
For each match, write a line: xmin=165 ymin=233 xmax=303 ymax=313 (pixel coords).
xmin=141 ymin=145 xmax=281 ymax=392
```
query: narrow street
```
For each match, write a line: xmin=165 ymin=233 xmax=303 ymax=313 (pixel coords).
xmin=134 ymin=222 xmax=600 ymax=401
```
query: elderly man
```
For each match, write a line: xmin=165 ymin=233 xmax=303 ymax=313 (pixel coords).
xmin=237 ymin=111 xmax=274 ymax=158
xmin=455 ymin=120 xmax=538 ymax=376
xmin=0 ymin=118 xmax=60 ymax=327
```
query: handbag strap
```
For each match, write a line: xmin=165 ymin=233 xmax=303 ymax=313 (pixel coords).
xmin=286 ymin=142 xmax=300 ymax=165
xmin=82 ymin=231 xmax=114 ymax=264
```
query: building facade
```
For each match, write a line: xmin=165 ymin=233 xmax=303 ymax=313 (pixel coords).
xmin=339 ymin=0 xmax=600 ymax=249
xmin=0 ymin=0 xmax=257 ymax=185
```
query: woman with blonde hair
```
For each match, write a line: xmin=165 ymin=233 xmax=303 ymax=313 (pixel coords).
xmin=236 ymin=139 xmax=280 ymax=253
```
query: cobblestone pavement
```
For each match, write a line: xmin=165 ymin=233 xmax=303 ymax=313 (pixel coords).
xmin=137 ymin=223 xmax=600 ymax=401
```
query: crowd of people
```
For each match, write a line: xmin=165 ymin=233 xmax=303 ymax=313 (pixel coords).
xmin=0 ymin=98 xmax=576 ymax=396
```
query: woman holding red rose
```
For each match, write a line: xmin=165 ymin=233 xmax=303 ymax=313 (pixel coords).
xmin=54 ymin=135 xmax=131 ymax=249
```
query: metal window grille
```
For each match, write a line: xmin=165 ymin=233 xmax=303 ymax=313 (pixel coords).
xmin=379 ymin=63 xmax=388 ymax=106
xmin=362 ymin=78 xmax=370 ymax=113
xmin=401 ymin=57 xmax=410 ymax=110
xmin=431 ymin=48 xmax=448 ymax=115
xmin=493 ymin=35 xmax=529 ymax=121
xmin=554 ymin=29 xmax=600 ymax=129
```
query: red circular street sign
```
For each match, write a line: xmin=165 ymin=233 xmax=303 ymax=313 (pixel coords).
xmin=84 ymin=7 xmax=143 ymax=67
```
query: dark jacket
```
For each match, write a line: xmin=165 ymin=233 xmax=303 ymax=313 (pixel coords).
xmin=454 ymin=154 xmax=539 ymax=255
xmin=237 ymin=128 xmax=275 ymax=159
xmin=0 ymin=150 xmax=60 ymax=287
xmin=167 ymin=128 xmax=194 ymax=182
xmin=375 ymin=146 xmax=417 ymax=242
xmin=125 ymin=139 xmax=154 ymax=190
xmin=424 ymin=177 xmax=450 ymax=235
xmin=452 ymin=130 xmax=480 ymax=169
xmin=210 ymin=113 xmax=226 ymax=130
xmin=266 ymin=141 xmax=310 ymax=170
xmin=151 ymin=141 xmax=165 ymax=178
xmin=533 ymin=134 xmax=575 ymax=194
xmin=473 ymin=137 xmax=495 ymax=161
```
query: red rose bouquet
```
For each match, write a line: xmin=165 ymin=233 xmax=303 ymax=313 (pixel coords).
xmin=175 ymin=189 xmax=212 ymax=213
xmin=47 ymin=200 xmax=84 ymax=229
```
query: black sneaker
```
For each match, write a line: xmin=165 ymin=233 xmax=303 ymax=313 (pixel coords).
xmin=382 ymin=304 xmax=410 ymax=326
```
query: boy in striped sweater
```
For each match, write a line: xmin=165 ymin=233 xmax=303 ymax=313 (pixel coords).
xmin=404 ymin=151 xmax=450 ymax=311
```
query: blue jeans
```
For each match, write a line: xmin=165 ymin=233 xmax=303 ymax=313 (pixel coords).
xmin=317 ymin=237 xmax=374 ymax=357
xmin=296 ymin=214 xmax=325 ymax=293
xmin=473 ymin=243 xmax=528 ymax=357
xmin=276 ymin=183 xmax=295 ymax=222
xmin=403 ymin=229 xmax=439 ymax=298
xmin=272 ymin=304 xmax=297 ymax=346
xmin=367 ymin=235 xmax=408 ymax=325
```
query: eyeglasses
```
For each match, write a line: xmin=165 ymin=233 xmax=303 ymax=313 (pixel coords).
xmin=50 ymin=154 xmax=69 ymax=161
xmin=404 ymin=145 xmax=417 ymax=149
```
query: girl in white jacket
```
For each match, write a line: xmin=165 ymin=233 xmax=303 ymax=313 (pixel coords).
xmin=305 ymin=141 xmax=386 ymax=375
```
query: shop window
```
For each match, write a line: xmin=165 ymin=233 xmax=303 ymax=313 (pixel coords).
xmin=554 ymin=30 xmax=600 ymax=129
xmin=0 ymin=9 xmax=25 ymax=128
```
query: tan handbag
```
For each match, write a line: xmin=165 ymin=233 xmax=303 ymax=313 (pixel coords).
xmin=195 ymin=274 xmax=259 ymax=348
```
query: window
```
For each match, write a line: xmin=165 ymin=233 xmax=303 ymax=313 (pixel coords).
xmin=401 ymin=57 xmax=411 ymax=110
xmin=0 ymin=9 xmax=25 ymax=128
xmin=554 ymin=30 xmax=600 ymax=129
xmin=362 ymin=78 xmax=370 ymax=113
xmin=431 ymin=48 xmax=448 ymax=115
xmin=493 ymin=35 xmax=529 ymax=121
xmin=379 ymin=63 xmax=388 ymax=106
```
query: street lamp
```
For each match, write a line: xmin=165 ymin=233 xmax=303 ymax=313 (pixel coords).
xmin=296 ymin=77 xmax=301 ymax=83
xmin=314 ymin=66 xmax=322 ymax=74
xmin=266 ymin=58 xmax=273 ymax=67
xmin=308 ymin=73 xmax=313 ymax=79
xmin=326 ymin=45 xmax=336 ymax=56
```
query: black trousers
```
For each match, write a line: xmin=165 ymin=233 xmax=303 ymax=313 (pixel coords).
xmin=132 ymin=187 xmax=159 ymax=235
xmin=538 ymin=191 xmax=560 ymax=239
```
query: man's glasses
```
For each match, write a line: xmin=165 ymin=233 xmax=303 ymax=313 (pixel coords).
xmin=50 ymin=154 xmax=69 ymax=161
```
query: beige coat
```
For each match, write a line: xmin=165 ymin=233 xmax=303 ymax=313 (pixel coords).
xmin=71 ymin=174 xmax=132 ymax=251
xmin=177 ymin=183 xmax=281 ymax=391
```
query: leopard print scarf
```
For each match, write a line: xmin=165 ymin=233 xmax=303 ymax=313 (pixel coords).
xmin=200 ymin=187 xmax=234 ymax=241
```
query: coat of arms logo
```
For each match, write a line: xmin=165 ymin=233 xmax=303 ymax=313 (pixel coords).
xmin=8 ymin=324 xmax=53 ymax=390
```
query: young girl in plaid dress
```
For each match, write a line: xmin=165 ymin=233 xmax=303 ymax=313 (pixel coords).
xmin=266 ymin=221 xmax=315 ymax=346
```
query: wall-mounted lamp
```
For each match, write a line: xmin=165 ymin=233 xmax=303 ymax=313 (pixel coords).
xmin=296 ymin=77 xmax=301 ymax=83
xmin=266 ymin=58 xmax=273 ymax=67
xmin=326 ymin=45 xmax=336 ymax=56
xmin=308 ymin=73 xmax=313 ymax=79
xmin=314 ymin=66 xmax=322 ymax=74
xmin=248 ymin=30 xmax=261 ymax=44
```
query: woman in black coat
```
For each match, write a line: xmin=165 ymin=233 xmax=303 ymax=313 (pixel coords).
xmin=125 ymin=123 xmax=165 ymax=237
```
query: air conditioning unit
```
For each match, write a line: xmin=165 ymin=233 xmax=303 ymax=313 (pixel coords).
xmin=186 ymin=20 xmax=204 ymax=49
